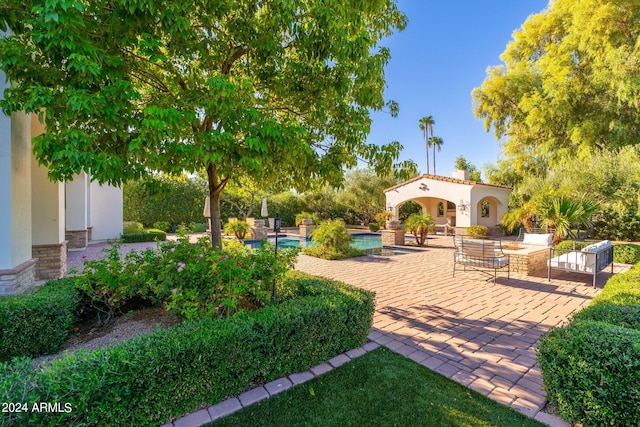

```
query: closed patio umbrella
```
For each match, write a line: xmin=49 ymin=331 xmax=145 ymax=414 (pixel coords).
xmin=261 ymin=198 xmax=268 ymax=218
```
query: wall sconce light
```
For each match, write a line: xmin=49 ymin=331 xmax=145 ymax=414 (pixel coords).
xmin=458 ymin=200 xmax=469 ymax=212
xmin=419 ymin=183 xmax=428 ymax=191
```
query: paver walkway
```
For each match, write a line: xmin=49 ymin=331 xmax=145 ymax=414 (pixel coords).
xmin=66 ymin=236 xmax=628 ymax=426
xmin=295 ymin=235 xmax=627 ymax=423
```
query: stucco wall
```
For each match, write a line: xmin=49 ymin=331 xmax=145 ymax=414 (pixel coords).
xmin=89 ymin=181 xmax=123 ymax=240
xmin=0 ymin=99 xmax=32 ymax=268
xmin=31 ymin=115 xmax=65 ymax=245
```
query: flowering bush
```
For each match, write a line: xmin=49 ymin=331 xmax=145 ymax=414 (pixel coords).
xmin=72 ymin=235 xmax=299 ymax=322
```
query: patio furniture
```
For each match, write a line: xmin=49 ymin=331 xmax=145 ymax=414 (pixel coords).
xmin=453 ymin=236 xmax=509 ymax=283
xmin=513 ymin=228 xmax=554 ymax=249
xmin=547 ymin=240 xmax=614 ymax=288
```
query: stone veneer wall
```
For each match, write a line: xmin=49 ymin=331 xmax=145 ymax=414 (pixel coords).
xmin=65 ymin=229 xmax=88 ymax=249
xmin=32 ymin=241 xmax=68 ymax=280
xmin=508 ymin=248 xmax=550 ymax=275
xmin=381 ymin=230 xmax=405 ymax=246
xmin=0 ymin=259 xmax=37 ymax=295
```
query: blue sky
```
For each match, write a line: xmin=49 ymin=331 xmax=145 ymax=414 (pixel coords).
xmin=366 ymin=0 xmax=549 ymax=178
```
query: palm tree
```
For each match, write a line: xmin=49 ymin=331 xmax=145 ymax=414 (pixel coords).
xmin=405 ymin=212 xmax=436 ymax=246
xmin=429 ymin=136 xmax=444 ymax=175
xmin=419 ymin=116 xmax=435 ymax=174
xmin=537 ymin=195 xmax=600 ymax=244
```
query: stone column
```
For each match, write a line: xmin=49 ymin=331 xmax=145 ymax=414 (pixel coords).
xmin=65 ymin=173 xmax=89 ymax=248
xmin=250 ymin=220 xmax=269 ymax=240
xmin=299 ymin=219 xmax=315 ymax=238
xmin=89 ymin=180 xmax=123 ymax=240
xmin=0 ymin=69 xmax=36 ymax=294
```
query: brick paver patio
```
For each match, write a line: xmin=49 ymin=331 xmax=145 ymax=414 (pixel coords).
xmin=294 ymin=235 xmax=627 ymax=421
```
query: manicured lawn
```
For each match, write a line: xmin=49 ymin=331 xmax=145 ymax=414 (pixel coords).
xmin=207 ymin=347 xmax=544 ymax=427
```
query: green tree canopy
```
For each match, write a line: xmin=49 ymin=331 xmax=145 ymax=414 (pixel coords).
xmin=0 ymin=0 xmax=409 ymax=247
xmin=473 ymin=0 xmax=640 ymax=185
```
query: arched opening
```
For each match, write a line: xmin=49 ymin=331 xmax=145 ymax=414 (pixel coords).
xmin=476 ymin=197 xmax=498 ymax=227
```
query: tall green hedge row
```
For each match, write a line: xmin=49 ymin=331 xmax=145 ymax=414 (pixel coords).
xmin=537 ymin=264 xmax=640 ymax=426
xmin=0 ymin=272 xmax=374 ymax=427
xmin=0 ymin=279 xmax=80 ymax=362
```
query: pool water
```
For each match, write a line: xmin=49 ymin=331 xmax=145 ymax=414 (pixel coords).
xmin=245 ymin=233 xmax=418 ymax=256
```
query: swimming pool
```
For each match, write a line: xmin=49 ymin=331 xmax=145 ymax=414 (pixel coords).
xmin=244 ymin=233 xmax=419 ymax=256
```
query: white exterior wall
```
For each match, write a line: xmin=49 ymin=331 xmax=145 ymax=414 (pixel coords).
xmin=385 ymin=175 xmax=512 ymax=229
xmin=89 ymin=181 xmax=123 ymax=240
xmin=31 ymin=117 xmax=65 ymax=245
xmin=385 ymin=177 xmax=473 ymax=227
xmin=0 ymin=70 xmax=32 ymax=268
xmin=65 ymin=173 xmax=89 ymax=231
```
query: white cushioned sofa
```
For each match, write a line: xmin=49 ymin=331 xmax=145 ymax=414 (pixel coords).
xmin=547 ymin=240 xmax=614 ymax=288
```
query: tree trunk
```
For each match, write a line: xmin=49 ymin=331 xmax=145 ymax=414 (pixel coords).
xmin=206 ymin=162 xmax=227 ymax=249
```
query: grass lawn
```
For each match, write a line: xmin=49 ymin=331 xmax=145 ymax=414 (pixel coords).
xmin=207 ymin=347 xmax=544 ymax=427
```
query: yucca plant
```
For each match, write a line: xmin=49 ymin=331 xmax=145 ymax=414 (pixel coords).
xmin=405 ymin=213 xmax=435 ymax=246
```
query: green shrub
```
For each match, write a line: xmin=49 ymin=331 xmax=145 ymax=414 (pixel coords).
xmin=303 ymin=245 xmax=367 ymax=260
xmin=223 ymin=220 xmax=251 ymax=239
xmin=295 ymin=212 xmax=320 ymax=226
xmin=537 ymin=263 xmax=640 ymax=426
xmin=374 ymin=211 xmax=393 ymax=229
xmin=1 ymin=272 xmax=374 ymax=427
xmin=123 ymin=221 xmax=144 ymax=234
xmin=0 ymin=279 xmax=80 ymax=361
xmin=311 ymin=220 xmax=351 ymax=249
xmin=189 ymin=222 xmax=207 ymax=233
xmin=613 ymin=243 xmax=640 ymax=264
xmin=466 ymin=225 xmax=489 ymax=238
xmin=121 ymin=229 xmax=167 ymax=243
xmin=153 ymin=221 xmax=171 ymax=232
xmin=537 ymin=321 xmax=640 ymax=426
xmin=368 ymin=222 xmax=380 ymax=232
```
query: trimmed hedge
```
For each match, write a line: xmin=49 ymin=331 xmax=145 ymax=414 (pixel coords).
xmin=0 ymin=272 xmax=374 ymax=427
xmin=121 ymin=229 xmax=167 ymax=243
xmin=537 ymin=321 xmax=640 ymax=426
xmin=537 ymin=263 xmax=640 ymax=426
xmin=0 ymin=279 xmax=80 ymax=362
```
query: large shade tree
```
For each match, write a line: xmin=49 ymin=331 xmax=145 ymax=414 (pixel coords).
xmin=0 ymin=0 xmax=412 ymax=248
xmin=473 ymin=0 xmax=640 ymax=186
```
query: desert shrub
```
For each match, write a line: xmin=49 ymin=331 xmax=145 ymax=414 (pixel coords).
xmin=224 ymin=220 xmax=251 ymax=239
xmin=0 ymin=278 xmax=80 ymax=361
xmin=121 ymin=229 xmax=167 ymax=243
xmin=368 ymin=222 xmax=380 ymax=232
xmin=123 ymin=221 xmax=144 ymax=234
xmin=0 ymin=272 xmax=374 ymax=427
xmin=613 ymin=243 xmax=640 ymax=264
xmin=466 ymin=225 xmax=489 ymax=238
xmin=153 ymin=221 xmax=171 ymax=232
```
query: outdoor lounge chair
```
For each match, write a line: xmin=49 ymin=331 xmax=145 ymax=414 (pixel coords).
xmin=453 ymin=236 xmax=510 ymax=283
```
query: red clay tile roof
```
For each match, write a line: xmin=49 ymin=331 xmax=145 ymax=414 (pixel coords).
xmin=384 ymin=174 xmax=513 ymax=193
